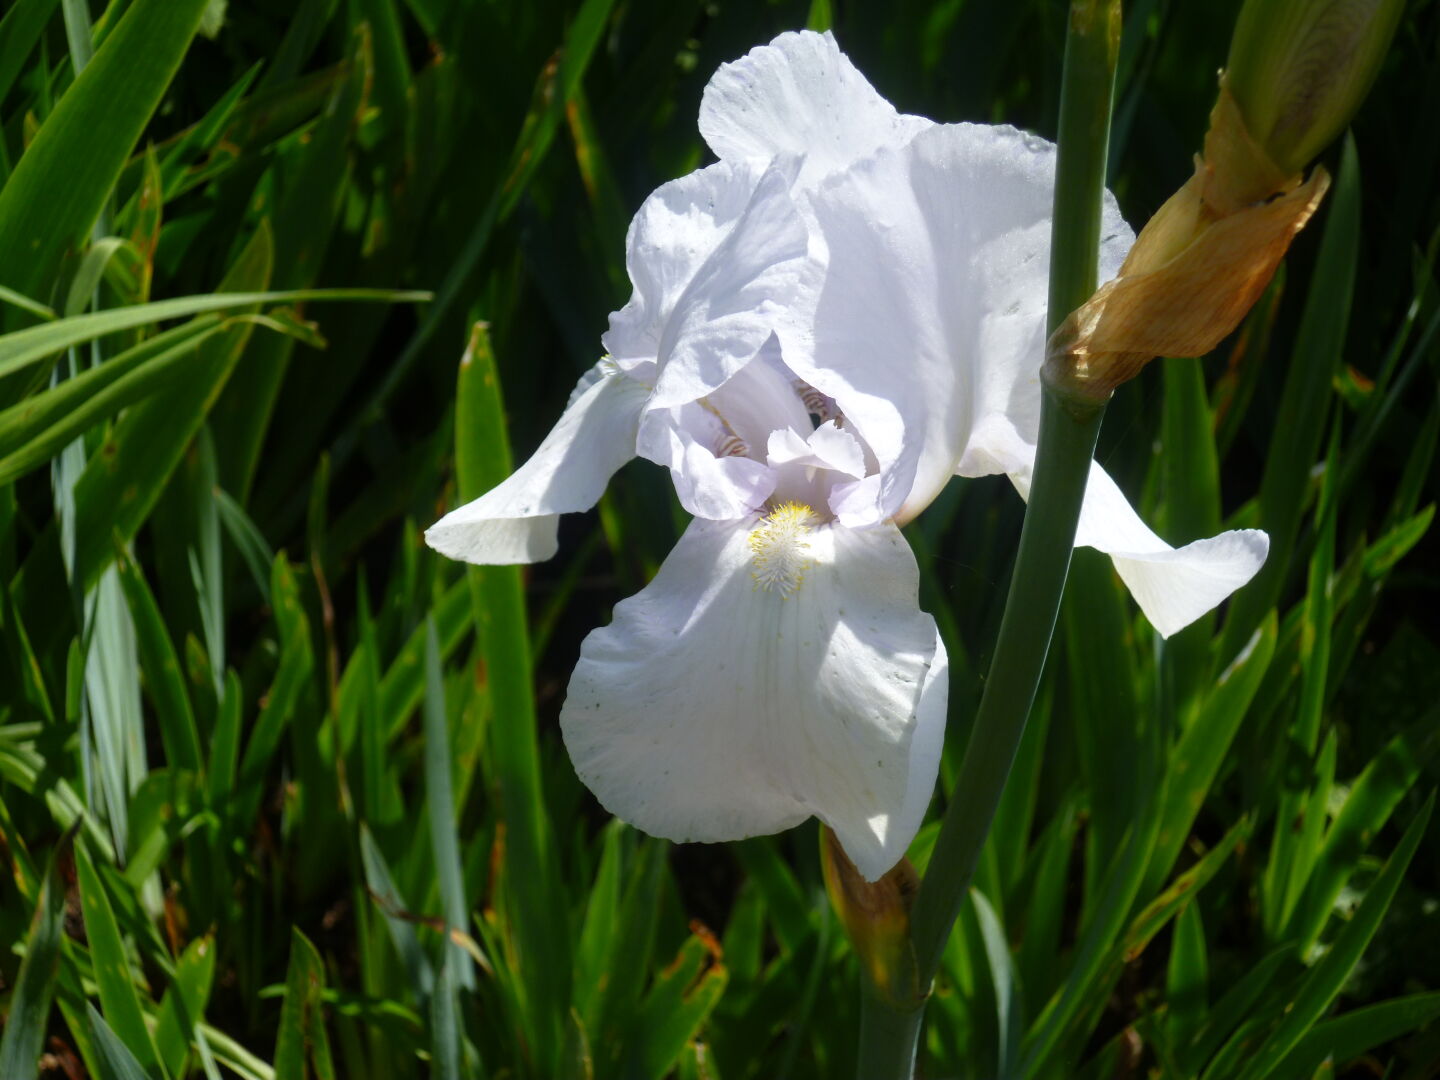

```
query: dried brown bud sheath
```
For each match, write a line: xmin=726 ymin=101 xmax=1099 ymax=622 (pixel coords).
xmin=821 ymin=827 xmax=925 ymax=1009
xmin=1045 ymin=81 xmax=1329 ymax=403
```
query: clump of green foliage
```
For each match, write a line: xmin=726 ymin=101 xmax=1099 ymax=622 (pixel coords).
xmin=0 ymin=1 xmax=1436 ymax=1077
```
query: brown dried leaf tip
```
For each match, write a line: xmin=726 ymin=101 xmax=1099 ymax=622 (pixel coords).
xmin=1045 ymin=78 xmax=1329 ymax=403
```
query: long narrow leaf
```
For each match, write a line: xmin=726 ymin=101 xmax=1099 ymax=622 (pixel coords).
xmin=1270 ymin=992 xmax=1440 ymax=1078
xmin=1220 ymin=136 xmax=1361 ymax=660
xmin=973 ymin=888 xmax=1022 ymax=1080
xmin=1146 ymin=614 xmax=1276 ymax=895
xmin=75 ymin=844 xmax=161 ymax=1074
xmin=274 ymin=928 xmax=336 ymax=1080
xmin=423 ymin=617 xmax=474 ymax=990
xmin=0 ymin=0 xmax=211 ymax=304
xmin=0 ymin=829 xmax=74 ymax=1080
xmin=1289 ymin=708 xmax=1440 ymax=951
xmin=454 ymin=322 xmax=569 ymax=1058
xmin=86 ymin=1004 xmax=152 ymax=1080
xmin=0 ymin=0 xmax=61 ymax=106
xmin=1234 ymin=792 xmax=1434 ymax=1080
xmin=0 ymin=287 xmax=427 ymax=381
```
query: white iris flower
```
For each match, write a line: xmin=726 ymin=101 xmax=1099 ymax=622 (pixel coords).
xmin=425 ymin=31 xmax=1269 ymax=881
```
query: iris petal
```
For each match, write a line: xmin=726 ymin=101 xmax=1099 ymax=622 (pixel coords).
xmin=561 ymin=516 xmax=947 ymax=880
xmin=962 ymin=416 xmax=1269 ymax=637
xmin=604 ymin=157 xmax=816 ymax=411
xmin=790 ymin=121 xmax=1133 ymax=525
xmin=699 ymin=30 xmax=932 ymax=184
xmin=425 ymin=361 xmax=648 ymax=565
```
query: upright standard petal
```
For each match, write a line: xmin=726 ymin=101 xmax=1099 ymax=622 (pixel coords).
xmin=699 ymin=30 xmax=931 ymax=185
xmin=602 ymin=157 xmax=816 ymax=411
xmin=561 ymin=514 xmax=947 ymax=881
xmin=789 ymin=122 xmax=1133 ymax=523
xmin=425 ymin=362 xmax=649 ymax=565
xmin=962 ymin=416 xmax=1269 ymax=637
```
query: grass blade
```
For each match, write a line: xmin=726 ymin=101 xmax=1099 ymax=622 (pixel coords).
xmin=359 ymin=824 xmax=435 ymax=1003
xmin=0 ymin=284 xmax=56 ymax=322
xmin=153 ymin=935 xmax=217 ymax=1079
xmin=67 ymin=223 xmax=272 ymax=592
xmin=274 ymin=928 xmax=336 ymax=1080
xmin=206 ymin=671 xmax=242 ymax=810
xmin=454 ymin=322 xmax=569 ymax=1058
xmin=1017 ymin=802 xmax=1078 ymax=1010
xmin=429 ymin=952 xmax=463 ymax=1080
xmin=636 ymin=933 xmax=729 ymax=1080
xmin=353 ymin=0 xmax=618 ymax=430
xmin=1061 ymin=547 xmax=1141 ymax=910
xmin=1270 ymin=992 xmax=1440 ymax=1078
xmin=423 ymin=616 xmax=474 ymax=990
xmin=209 ymin=26 xmax=372 ymax=504
xmin=1125 ymin=817 xmax=1248 ymax=960
xmin=75 ymin=842 xmax=161 ymax=1075
xmin=81 ymin=568 xmax=145 ymax=865
xmin=190 ymin=429 xmax=225 ymax=694
xmin=1219 ymin=136 xmax=1361 ymax=661
xmin=1021 ymin=799 xmax=1162 ymax=1077
xmin=112 ymin=548 xmax=201 ymax=774
xmin=0 ymin=0 xmax=61 ymax=106
xmin=1160 ymin=355 xmax=1222 ymax=717
xmin=214 ymin=487 xmax=275 ymax=602
xmin=378 ymin=579 xmax=470 ymax=739
xmin=1180 ymin=947 xmax=1294 ymax=1075
xmin=1146 ymin=613 xmax=1276 ymax=895
xmin=1232 ymin=791 xmax=1434 ymax=1080
xmin=86 ymin=1003 xmax=152 ymax=1080
xmin=0 ymin=828 xmax=73 ymax=1080
xmin=1288 ymin=708 xmax=1440 ymax=951
xmin=573 ymin=822 xmax=626 ymax=1025
xmin=586 ymin=838 xmax=665 ymax=1074
xmin=972 ymin=888 xmax=1022 ymax=1080
xmin=0 ymin=0 xmax=211 ymax=305
xmin=233 ymin=557 xmax=314 ymax=832
xmin=0 ymin=286 xmax=428 ymax=383
xmin=1166 ymin=901 xmax=1208 ymax=1059
xmin=1265 ymin=425 xmax=1342 ymax=937
xmin=0 ymin=318 xmax=226 ymax=480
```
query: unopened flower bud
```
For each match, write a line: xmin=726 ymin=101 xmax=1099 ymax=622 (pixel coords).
xmin=1227 ymin=0 xmax=1404 ymax=175
xmin=1046 ymin=0 xmax=1395 ymax=403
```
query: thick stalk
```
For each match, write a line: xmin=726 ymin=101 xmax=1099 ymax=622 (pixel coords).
xmin=908 ymin=386 xmax=1105 ymax=982
xmin=911 ymin=0 xmax=1120 ymax=980
xmin=852 ymin=4 xmax=1121 ymax=1075
xmin=857 ymin=993 xmax=925 ymax=1080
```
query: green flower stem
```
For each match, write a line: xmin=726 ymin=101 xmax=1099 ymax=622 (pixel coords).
xmin=853 ymin=4 xmax=1120 ymax=1075
xmin=907 ymin=384 xmax=1106 ymax=976
xmin=1044 ymin=0 xmax=1123 ymax=340
xmin=857 ymin=992 xmax=925 ymax=1080
xmin=909 ymin=0 xmax=1120 ymax=977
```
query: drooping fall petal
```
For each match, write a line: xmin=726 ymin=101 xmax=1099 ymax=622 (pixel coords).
xmin=962 ymin=416 xmax=1268 ymax=637
xmin=560 ymin=514 xmax=947 ymax=881
xmin=425 ymin=361 xmax=649 ymax=565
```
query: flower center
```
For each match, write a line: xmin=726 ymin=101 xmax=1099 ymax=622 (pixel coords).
xmin=747 ymin=501 xmax=817 ymax=596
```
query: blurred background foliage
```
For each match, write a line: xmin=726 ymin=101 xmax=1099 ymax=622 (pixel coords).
xmin=0 ymin=0 xmax=1437 ymax=1077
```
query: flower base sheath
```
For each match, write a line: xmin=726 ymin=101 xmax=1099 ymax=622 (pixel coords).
xmin=426 ymin=30 xmax=1270 ymax=881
